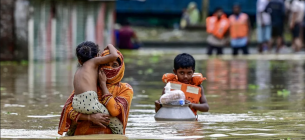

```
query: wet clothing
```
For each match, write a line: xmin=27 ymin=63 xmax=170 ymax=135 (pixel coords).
xmin=232 ymin=45 xmax=249 ymax=56
xmin=58 ymin=50 xmax=133 ymax=136
xmin=162 ymin=73 xmax=206 ymax=116
xmin=206 ymin=35 xmax=227 ymax=55
xmin=72 ymin=91 xmax=123 ymax=134
xmin=207 ymin=45 xmax=224 ymax=55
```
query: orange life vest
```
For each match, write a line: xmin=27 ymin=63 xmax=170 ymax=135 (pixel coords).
xmin=206 ymin=14 xmax=230 ymax=39
xmin=162 ymin=73 xmax=207 ymax=116
xmin=229 ymin=13 xmax=249 ymax=39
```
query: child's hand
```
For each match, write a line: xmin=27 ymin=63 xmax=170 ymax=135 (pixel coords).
xmin=99 ymin=70 xmax=107 ymax=83
xmin=104 ymin=44 xmax=114 ymax=50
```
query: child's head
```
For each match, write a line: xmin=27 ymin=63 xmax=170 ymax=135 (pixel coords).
xmin=76 ymin=41 xmax=99 ymax=65
xmin=173 ymin=53 xmax=195 ymax=84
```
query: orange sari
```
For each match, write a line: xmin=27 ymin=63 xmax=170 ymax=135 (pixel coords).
xmin=58 ymin=50 xmax=133 ymax=135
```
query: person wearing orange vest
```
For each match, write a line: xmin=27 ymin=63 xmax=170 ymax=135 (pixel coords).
xmin=229 ymin=4 xmax=251 ymax=56
xmin=155 ymin=53 xmax=209 ymax=117
xmin=206 ymin=8 xmax=230 ymax=55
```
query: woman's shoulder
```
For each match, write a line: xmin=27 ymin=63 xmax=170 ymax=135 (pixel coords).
xmin=120 ymin=82 xmax=133 ymax=91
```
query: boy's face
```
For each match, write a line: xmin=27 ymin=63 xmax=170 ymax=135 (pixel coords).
xmin=173 ymin=67 xmax=194 ymax=84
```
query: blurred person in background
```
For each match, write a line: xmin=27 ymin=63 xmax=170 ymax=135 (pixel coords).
xmin=257 ymin=0 xmax=272 ymax=53
xmin=229 ymin=4 xmax=251 ymax=56
xmin=264 ymin=0 xmax=285 ymax=53
xmin=206 ymin=8 xmax=230 ymax=55
xmin=114 ymin=24 xmax=121 ymax=46
xmin=180 ymin=1 xmax=200 ymax=28
xmin=287 ymin=0 xmax=304 ymax=52
xmin=118 ymin=20 xmax=140 ymax=49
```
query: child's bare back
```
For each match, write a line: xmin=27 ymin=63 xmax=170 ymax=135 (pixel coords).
xmin=72 ymin=41 xmax=124 ymax=134
xmin=73 ymin=41 xmax=118 ymax=95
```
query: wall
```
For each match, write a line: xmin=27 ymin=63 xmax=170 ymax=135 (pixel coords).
xmin=28 ymin=0 xmax=116 ymax=61
xmin=0 ymin=0 xmax=16 ymax=60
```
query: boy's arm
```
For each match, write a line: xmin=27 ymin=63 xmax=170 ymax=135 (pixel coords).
xmin=92 ymin=44 xmax=119 ymax=65
xmin=190 ymin=85 xmax=209 ymax=112
xmin=154 ymin=88 xmax=165 ymax=113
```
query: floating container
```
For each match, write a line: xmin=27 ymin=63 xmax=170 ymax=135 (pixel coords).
xmin=154 ymin=104 xmax=196 ymax=121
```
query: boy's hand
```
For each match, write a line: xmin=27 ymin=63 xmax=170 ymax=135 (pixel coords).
xmin=99 ymin=70 xmax=107 ymax=83
xmin=185 ymin=100 xmax=191 ymax=104
xmin=155 ymin=100 xmax=162 ymax=113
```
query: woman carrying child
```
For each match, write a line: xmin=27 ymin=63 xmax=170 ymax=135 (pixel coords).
xmin=58 ymin=42 xmax=133 ymax=136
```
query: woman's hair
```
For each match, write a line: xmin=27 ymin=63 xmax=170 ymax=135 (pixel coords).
xmin=116 ymin=57 xmax=122 ymax=66
xmin=76 ymin=41 xmax=99 ymax=64
xmin=174 ymin=53 xmax=195 ymax=71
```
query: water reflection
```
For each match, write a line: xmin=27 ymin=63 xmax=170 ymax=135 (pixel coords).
xmin=1 ymin=55 xmax=305 ymax=139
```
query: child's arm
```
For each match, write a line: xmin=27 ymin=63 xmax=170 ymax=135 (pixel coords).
xmin=92 ymin=44 xmax=119 ymax=65
xmin=189 ymin=85 xmax=209 ymax=112
xmin=154 ymin=88 xmax=165 ymax=113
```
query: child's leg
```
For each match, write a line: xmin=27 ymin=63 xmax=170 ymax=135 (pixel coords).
xmin=72 ymin=91 xmax=124 ymax=134
xmin=97 ymin=103 xmax=124 ymax=134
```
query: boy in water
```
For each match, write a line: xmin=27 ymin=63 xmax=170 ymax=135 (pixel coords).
xmin=155 ymin=53 xmax=209 ymax=116
xmin=72 ymin=41 xmax=123 ymax=134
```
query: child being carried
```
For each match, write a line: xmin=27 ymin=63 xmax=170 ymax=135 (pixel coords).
xmin=72 ymin=41 xmax=123 ymax=134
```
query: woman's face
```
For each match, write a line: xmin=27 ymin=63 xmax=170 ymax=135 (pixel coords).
xmin=103 ymin=60 xmax=120 ymax=68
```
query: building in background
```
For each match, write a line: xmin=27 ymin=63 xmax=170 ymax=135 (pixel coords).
xmin=0 ymin=0 xmax=17 ymax=60
xmin=116 ymin=0 xmax=257 ymax=27
xmin=0 ymin=0 xmax=116 ymax=61
xmin=28 ymin=0 xmax=116 ymax=61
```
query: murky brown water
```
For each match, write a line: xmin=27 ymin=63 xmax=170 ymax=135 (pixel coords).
xmin=1 ymin=50 xmax=305 ymax=139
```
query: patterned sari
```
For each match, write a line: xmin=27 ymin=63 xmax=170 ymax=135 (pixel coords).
xmin=58 ymin=50 xmax=133 ymax=135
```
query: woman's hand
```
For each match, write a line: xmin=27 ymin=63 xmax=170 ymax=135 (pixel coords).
xmin=99 ymin=70 xmax=107 ymax=84
xmin=89 ymin=113 xmax=110 ymax=128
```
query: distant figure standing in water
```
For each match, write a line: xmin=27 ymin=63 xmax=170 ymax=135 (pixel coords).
xmin=256 ymin=0 xmax=272 ymax=53
xmin=229 ymin=4 xmax=251 ymax=56
xmin=287 ymin=0 xmax=304 ymax=53
xmin=206 ymin=8 xmax=230 ymax=55
xmin=118 ymin=20 xmax=140 ymax=49
xmin=264 ymin=0 xmax=285 ymax=53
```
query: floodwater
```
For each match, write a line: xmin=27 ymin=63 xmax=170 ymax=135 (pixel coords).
xmin=1 ymin=49 xmax=305 ymax=139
